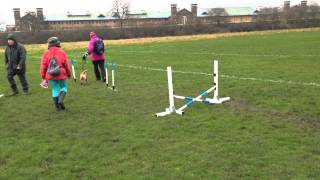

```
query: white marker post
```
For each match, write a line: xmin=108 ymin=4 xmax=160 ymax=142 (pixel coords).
xmin=70 ymin=60 xmax=77 ymax=82
xmin=112 ymin=64 xmax=115 ymax=91
xmin=156 ymin=66 xmax=183 ymax=117
xmin=0 ymin=94 xmax=4 ymax=98
xmin=205 ymin=60 xmax=230 ymax=104
xmin=105 ymin=62 xmax=109 ymax=87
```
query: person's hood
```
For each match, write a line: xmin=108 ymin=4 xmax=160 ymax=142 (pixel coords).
xmin=90 ymin=34 xmax=98 ymax=40
xmin=90 ymin=32 xmax=97 ymax=38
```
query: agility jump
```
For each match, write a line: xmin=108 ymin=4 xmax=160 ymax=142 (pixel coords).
xmin=156 ymin=60 xmax=230 ymax=117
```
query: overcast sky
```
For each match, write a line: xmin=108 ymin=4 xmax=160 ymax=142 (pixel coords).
xmin=0 ymin=0 xmax=319 ymax=24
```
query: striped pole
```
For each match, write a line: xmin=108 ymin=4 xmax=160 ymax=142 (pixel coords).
xmin=70 ymin=59 xmax=77 ymax=82
xmin=176 ymin=85 xmax=216 ymax=113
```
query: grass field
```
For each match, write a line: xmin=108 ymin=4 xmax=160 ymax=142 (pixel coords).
xmin=1 ymin=29 xmax=320 ymax=179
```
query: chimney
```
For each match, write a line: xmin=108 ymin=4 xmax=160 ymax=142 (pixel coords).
xmin=171 ymin=4 xmax=177 ymax=17
xmin=284 ymin=1 xmax=290 ymax=10
xmin=13 ymin=8 xmax=21 ymax=28
xmin=36 ymin=8 xmax=44 ymax=21
xmin=191 ymin=4 xmax=198 ymax=17
xmin=301 ymin=1 xmax=307 ymax=8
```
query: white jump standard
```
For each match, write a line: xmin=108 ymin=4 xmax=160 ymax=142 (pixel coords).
xmin=156 ymin=60 xmax=230 ymax=117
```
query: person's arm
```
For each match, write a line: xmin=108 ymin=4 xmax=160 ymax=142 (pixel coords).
xmin=17 ymin=45 xmax=26 ymax=69
xmin=4 ymin=48 xmax=8 ymax=67
xmin=87 ymin=39 xmax=94 ymax=54
xmin=40 ymin=53 xmax=48 ymax=79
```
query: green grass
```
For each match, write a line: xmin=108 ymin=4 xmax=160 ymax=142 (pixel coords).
xmin=1 ymin=30 xmax=320 ymax=179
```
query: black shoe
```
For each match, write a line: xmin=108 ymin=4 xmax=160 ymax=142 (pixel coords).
xmin=53 ymin=97 xmax=61 ymax=112
xmin=23 ymin=90 xmax=29 ymax=95
xmin=58 ymin=92 xmax=67 ymax=110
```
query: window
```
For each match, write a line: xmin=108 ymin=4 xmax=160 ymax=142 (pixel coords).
xmin=183 ymin=16 xmax=187 ymax=25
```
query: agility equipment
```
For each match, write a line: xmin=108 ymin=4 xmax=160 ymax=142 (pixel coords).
xmin=70 ymin=59 xmax=77 ymax=82
xmin=105 ymin=62 xmax=117 ymax=91
xmin=156 ymin=60 xmax=230 ymax=117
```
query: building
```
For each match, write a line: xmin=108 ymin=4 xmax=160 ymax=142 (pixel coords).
xmin=13 ymin=4 xmax=257 ymax=32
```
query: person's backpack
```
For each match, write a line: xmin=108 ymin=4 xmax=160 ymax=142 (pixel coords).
xmin=48 ymin=55 xmax=60 ymax=76
xmin=93 ymin=38 xmax=104 ymax=55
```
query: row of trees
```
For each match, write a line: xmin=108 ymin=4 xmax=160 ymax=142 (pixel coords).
xmin=256 ymin=3 xmax=320 ymax=23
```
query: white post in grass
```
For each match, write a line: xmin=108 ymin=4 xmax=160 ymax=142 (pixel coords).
xmin=213 ymin=60 xmax=219 ymax=99
xmin=167 ymin=66 xmax=175 ymax=112
xmin=71 ymin=60 xmax=77 ymax=82
xmin=156 ymin=66 xmax=180 ymax=117
xmin=205 ymin=60 xmax=230 ymax=104
xmin=0 ymin=94 xmax=4 ymax=98
xmin=112 ymin=64 xmax=115 ymax=90
xmin=105 ymin=62 xmax=109 ymax=87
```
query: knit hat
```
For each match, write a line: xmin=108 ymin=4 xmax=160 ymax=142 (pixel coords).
xmin=47 ymin=37 xmax=60 ymax=47
xmin=7 ymin=33 xmax=17 ymax=42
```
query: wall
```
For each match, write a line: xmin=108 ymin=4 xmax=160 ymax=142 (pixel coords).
xmin=2 ymin=19 xmax=320 ymax=46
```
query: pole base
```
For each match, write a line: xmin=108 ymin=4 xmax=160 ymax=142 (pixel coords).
xmin=156 ymin=107 xmax=184 ymax=117
xmin=205 ymin=97 xmax=230 ymax=104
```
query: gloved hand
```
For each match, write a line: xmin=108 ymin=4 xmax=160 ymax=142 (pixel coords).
xmin=82 ymin=52 xmax=89 ymax=60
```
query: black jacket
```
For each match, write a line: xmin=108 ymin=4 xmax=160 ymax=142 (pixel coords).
xmin=5 ymin=34 xmax=27 ymax=73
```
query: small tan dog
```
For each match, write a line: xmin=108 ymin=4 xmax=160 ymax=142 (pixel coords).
xmin=80 ymin=70 xmax=88 ymax=85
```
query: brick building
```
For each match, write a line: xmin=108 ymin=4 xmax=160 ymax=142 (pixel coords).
xmin=13 ymin=4 xmax=256 ymax=32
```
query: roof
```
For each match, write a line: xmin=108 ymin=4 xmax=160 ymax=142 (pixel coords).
xmin=44 ymin=7 xmax=254 ymax=21
xmin=45 ymin=10 xmax=171 ymax=21
xmin=199 ymin=7 xmax=255 ymax=16
xmin=126 ymin=10 xmax=171 ymax=19
xmin=45 ymin=13 xmax=116 ymax=21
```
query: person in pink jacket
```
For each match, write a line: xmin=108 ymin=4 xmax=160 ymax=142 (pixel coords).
xmin=84 ymin=32 xmax=106 ymax=82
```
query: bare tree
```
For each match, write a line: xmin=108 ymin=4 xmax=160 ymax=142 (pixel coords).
xmin=112 ymin=0 xmax=130 ymax=28
xmin=256 ymin=8 xmax=280 ymax=22
xmin=207 ymin=8 xmax=228 ymax=25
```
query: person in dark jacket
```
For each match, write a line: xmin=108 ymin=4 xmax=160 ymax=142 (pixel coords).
xmin=5 ymin=33 xmax=29 ymax=96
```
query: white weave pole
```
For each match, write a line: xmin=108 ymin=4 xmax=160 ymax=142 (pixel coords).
xmin=112 ymin=64 xmax=115 ymax=91
xmin=105 ymin=62 xmax=109 ymax=87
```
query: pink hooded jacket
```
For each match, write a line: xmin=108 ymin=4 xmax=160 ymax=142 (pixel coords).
xmin=87 ymin=34 xmax=106 ymax=61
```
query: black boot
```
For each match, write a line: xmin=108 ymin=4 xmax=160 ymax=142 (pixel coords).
xmin=53 ymin=97 xmax=61 ymax=112
xmin=58 ymin=91 xmax=67 ymax=110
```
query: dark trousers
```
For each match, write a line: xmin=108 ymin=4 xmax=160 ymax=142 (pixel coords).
xmin=92 ymin=60 xmax=106 ymax=81
xmin=7 ymin=70 xmax=29 ymax=92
